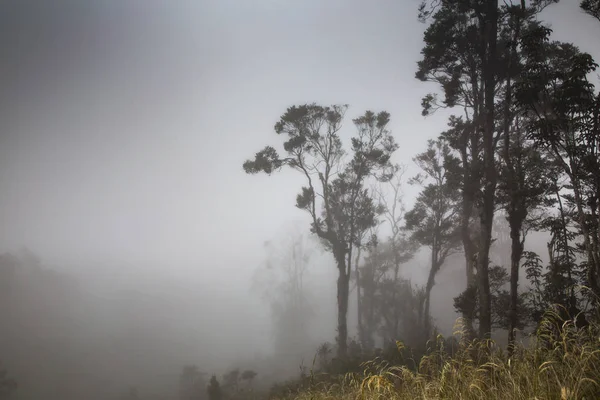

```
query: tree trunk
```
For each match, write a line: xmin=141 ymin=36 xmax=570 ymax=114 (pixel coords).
xmin=423 ymin=258 xmax=438 ymax=337
xmin=392 ymin=243 xmax=401 ymax=341
xmin=460 ymin=145 xmax=478 ymax=339
xmin=335 ymin=250 xmax=349 ymax=359
xmin=507 ymin=217 xmax=524 ymax=353
xmin=477 ymin=203 xmax=494 ymax=339
xmin=355 ymin=247 xmax=367 ymax=350
xmin=504 ymin=9 xmax=522 ymax=353
xmin=461 ymin=199 xmax=477 ymax=285
xmin=477 ymin=0 xmax=499 ymax=340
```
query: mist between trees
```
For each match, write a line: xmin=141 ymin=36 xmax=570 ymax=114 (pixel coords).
xmin=2 ymin=0 xmax=600 ymax=399
xmin=242 ymin=0 xmax=600 ymax=397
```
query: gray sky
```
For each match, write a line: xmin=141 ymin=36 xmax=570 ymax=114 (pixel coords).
xmin=1 ymin=0 xmax=599 ymax=360
xmin=1 ymin=0 xmax=441 ymax=272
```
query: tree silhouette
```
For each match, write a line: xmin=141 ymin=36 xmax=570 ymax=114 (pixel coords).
xmin=515 ymin=27 xmax=600 ymax=299
xmin=252 ymin=225 xmax=314 ymax=362
xmin=581 ymin=0 xmax=600 ymax=21
xmin=206 ymin=375 xmax=221 ymax=400
xmin=405 ymin=139 xmax=461 ymax=337
xmin=178 ymin=365 xmax=207 ymax=400
xmin=243 ymin=104 xmax=398 ymax=357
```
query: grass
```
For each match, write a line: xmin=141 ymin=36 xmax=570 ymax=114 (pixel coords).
xmin=271 ymin=309 xmax=600 ymax=400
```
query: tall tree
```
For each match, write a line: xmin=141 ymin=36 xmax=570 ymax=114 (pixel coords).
xmin=475 ymin=0 xmax=501 ymax=339
xmin=494 ymin=2 xmax=555 ymax=350
xmin=372 ymin=165 xmax=418 ymax=345
xmin=353 ymin=229 xmax=376 ymax=352
xmin=252 ymin=226 xmax=314 ymax=360
xmin=243 ymin=104 xmax=398 ymax=358
xmin=356 ymin=242 xmax=423 ymax=349
xmin=416 ymin=0 xmax=551 ymax=337
xmin=498 ymin=121 xmax=549 ymax=350
xmin=516 ymin=28 xmax=600 ymax=299
xmin=206 ymin=375 xmax=222 ymax=400
xmin=178 ymin=365 xmax=207 ymax=400
xmin=405 ymin=139 xmax=461 ymax=336
xmin=525 ymin=186 xmax=586 ymax=325
xmin=417 ymin=2 xmax=484 ymax=291
xmin=416 ymin=0 xmax=497 ymax=337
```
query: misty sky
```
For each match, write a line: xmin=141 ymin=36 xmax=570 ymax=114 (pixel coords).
xmin=1 ymin=0 xmax=599 ymax=331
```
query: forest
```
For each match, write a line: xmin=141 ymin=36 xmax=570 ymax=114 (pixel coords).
xmin=2 ymin=0 xmax=600 ymax=399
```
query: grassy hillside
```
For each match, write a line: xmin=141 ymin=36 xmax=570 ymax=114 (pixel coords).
xmin=270 ymin=310 xmax=600 ymax=400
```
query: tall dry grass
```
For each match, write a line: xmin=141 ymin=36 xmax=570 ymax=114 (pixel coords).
xmin=273 ymin=308 xmax=600 ymax=400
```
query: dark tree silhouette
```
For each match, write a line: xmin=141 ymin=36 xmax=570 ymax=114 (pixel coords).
xmin=243 ymin=104 xmax=398 ymax=357
xmin=206 ymin=375 xmax=222 ymax=400
xmin=516 ymin=28 xmax=600 ymax=299
xmin=581 ymin=0 xmax=600 ymax=21
xmin=405 ymin=139 xmax=461 ymax=337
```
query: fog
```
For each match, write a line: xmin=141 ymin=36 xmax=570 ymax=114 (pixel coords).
xmin=1 ymin=1 xmax=599 ymax=399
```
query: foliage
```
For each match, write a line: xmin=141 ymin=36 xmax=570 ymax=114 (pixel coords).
xmin=216 ymin=368 xmax=260 ymax=400
xmin=454 ymin=265 xmax=530 ymax=332
xmin=405 ymin=138 xmax=462 ymax=336
xmin=516 ymin=25 xmax=600 ymax=298
xmin=356 ymin=242 xmax=425 ymax=351
xmin=207 ymin=375 xmax=222 ymax=400
xmin=244 ymin=104 xmax=398 ymax=357
xmin=271 ymin=311 xmax=600 ymax=400
xmin=581 ymin=0 xmax=600 ymax=21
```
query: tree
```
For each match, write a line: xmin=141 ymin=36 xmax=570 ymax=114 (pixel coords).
xmin=352 ymin=227 xmax=378 ymax=352
xmin=243 ymin=104 xmax=398 ymax=357
xmin=416 ymin=0 xmax=560 ymax=338
xmin=355 ymin=237 xmax=421 ymax=350
xmin=492 ymin=3 xmax=555 ymax=348
xmin=515 ymin=27 xmax=600 ymax=299
xmin=375 ymin=269 xmax=424 ymax=350
xmin=417 ymin=0 xmax=484 ymax=289
xmin=496 ymin=0 xmax=527 ymax=350
xmin=524 ymin=170 xmax=589 ymax=327
xmin=365 ymin=165 xmax=418 ymax=347
xmin=355 ymin=241 xmax=387 ymax=350
xmin=416 ymin=0 xmax=502 ymax=338
xmin=476 ymin=0 xmax=501 ymax=340
xmin=405 ymin=138 xmax=461 ymax=336
xmin=178 ymin=365 xmax=207 ymax=400
xmin=240 ymin=370 xmax=257 ymax=386
xmin=222 ymin=368 xmax=240 ymax=395
xmin=252 ymin=225 xmax=314 ymax=360
xmin=498 ymin=115 xmax=551 ymax=350
xmin=454 ymin=263 xmax=530 ymax=333
xmin=581 ymin=0 xmax=600 ymax=22
xmin=206 ymin=375 xmax=222 ymax=400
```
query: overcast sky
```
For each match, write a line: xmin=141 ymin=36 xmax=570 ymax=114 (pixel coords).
xmin=1 ymin=0 xmax=599 ymax=298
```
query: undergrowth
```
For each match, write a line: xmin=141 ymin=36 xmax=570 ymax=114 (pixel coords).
xmin=271 ymin=307 xmax=600 ymax=400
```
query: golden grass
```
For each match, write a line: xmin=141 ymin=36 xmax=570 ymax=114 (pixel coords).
xmin=273 ymin=309 xmax=600 ymax=400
